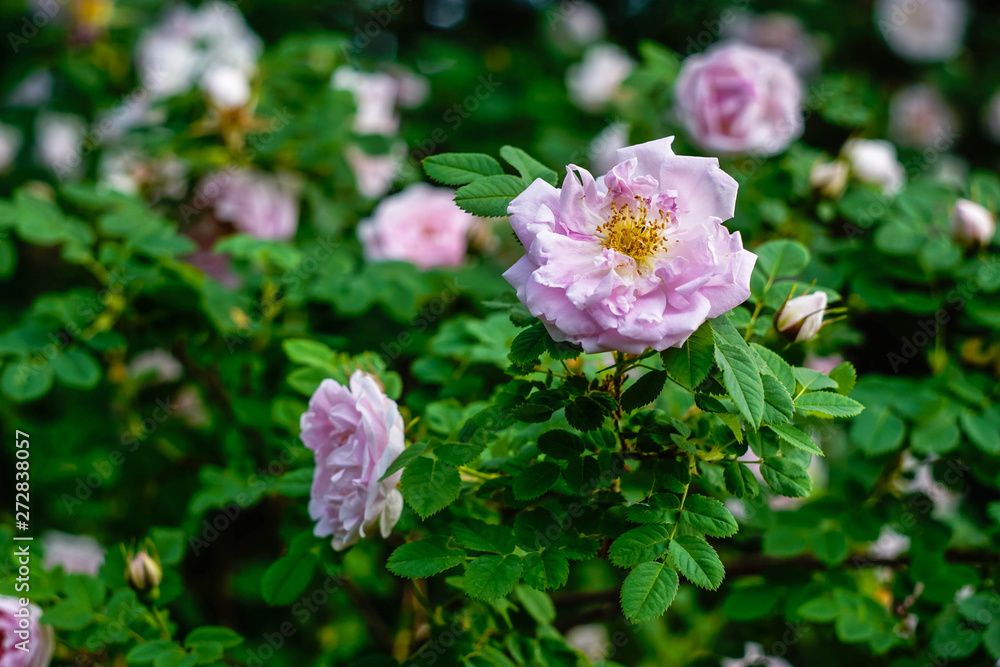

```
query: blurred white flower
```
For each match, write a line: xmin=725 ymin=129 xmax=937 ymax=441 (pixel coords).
xmin=587 ymin=122 xmax=629 ymax=174
xmin=99 ymin=149 xmax=188 ymax=201
xmin=565 ymin=624 xmax=610 ymax=662
xmin=722 ymin=642 xmax=794 ymax=667
xmin=390 ymin=69 xmax=430 ymax=109
xmin=332 ymin=67 xmax=402 ymax=136
xmin=876 ymin=0 xmax=968 ymax=63
xmin=950 ymin=198 xmax=996 ymax=246
xmin=35 ymin=112 xmax=86 ymax=180
xmin=869 ymin=526 xmax=911 ymax=560
xmin=7 ymin=69 xmax=53 ymax=107
xmin=42 ymin=532 xmax=105 ymax=575
xmin=566 ymin=43 xmax=635 ymax=112
xmin=550 ymin=1 xmax=605 ymax=53
xmin=0 ymin=123 xmax=23 ymax=172
xmin=722 ymin=11 xmax=821 ymax=77
xmin=896 ymin=452 xmax=961 ymax=518
xmin=843 ymin=138 xmax=905 ymax=194
xmin=201 ymin=64 xmax=252 ymax=109
xmin=128 ymin=349 xmax=183 ymax=383
xmin=889 ymin=85 xmax=958 ymax=150
xmin=809 ymin=159 xmax=849 ymax=198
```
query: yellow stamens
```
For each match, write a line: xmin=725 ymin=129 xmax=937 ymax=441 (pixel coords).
xmin=597 ymin=197 xmax=668 ymax=267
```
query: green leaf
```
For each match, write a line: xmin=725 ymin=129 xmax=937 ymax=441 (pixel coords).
xmin=453 ymin=175 xmax=525 ymax=217
xmin=767 ymin=423 xmax=823 ymax=456
xmin=514 ymin=585 xmax=556 ymax=625
xmin=184 ymin=627 xmax=244 ymax=649
xmin=625 ymin=494 xmax=680 ymax=525
xmin=565 ymin=395 xmax=606 ymax=431
xmin=281 ymin=339 xmax=335 ymax=369
xmin=464 ymin=554 xmax=523 ymax=601
xmin=379 ymin=442 xmax=427 ymax=481
xmin=681 ymin=495 xmax=739 ymax=538
xmin=793 ymin=392 xmax=864 ymax=418
xmin=509 ymin=323 xmax=546 ymax=364
xmin=1 ymin=359 xmax=53 ymax=402
xmin=724 ymin=461 xmax=759 ymax=499
xmin=621 ymin=370 xmax=667 ymax=412
xmin=127 ymin=641 xmax=177 ymax=664
xmin=960 ymin=410 xmax=1000 ymax=454
xmin=401 ymin=457 xmax=462 ymax=518
xmin=760 ymin=457 xmax=812 ymax=497
xmin=513 ymin=461 xmax=560 ymax=500
xmin=387 ymin=537 xmax=467 ymax=578
xmin=453 ymin=520 xmax=515 ymax=554
xmin=151 ymin=527 xmax=186 ymax=565
xmin=521 ymin=551 xmax=569 ymax=591
xmin=51 ymin=348 xmax=101 ymax=388
xmin=499 ymin=146 xmax=557 ymax=185
xmin=911 ymin=413 xmax=960 ymax=454
xmin=829 ymin=362 xmax=857 ymax=395
xmin=608 ymin=525 xmax=671 ymax=568
xmin=793 ymin=367 xmax=839 ymax=392
xmin=761 ymin=374 xmax=794 ymax=424
xmin=261 ymin=545 xmax=318 ymax=606
xmin=755 ymin=239 xmax=810 ymax=280
xmin=620 ymin=561 xmax=679 ymax=623
xmin=668 ymin=535 xmax=725 ymax=590
xmin=850 ymin=405 xmax=906 ymax=456
xmin=750 ymin=343 xmax=795 ymax=393
xmin=40 ymin=599 xmax=94 ymax=629
xmin=662 ymin=322 xmax=715 ymax=390
xmin=714 ymin=343 xmax=765 ymax=427
xmin=423 ymin=153 xmax=504 ymax=185
xmin=536 ymin=430 xmax=585 ymax=459
xmin=434 ymin=442 xmax=486 ymax=466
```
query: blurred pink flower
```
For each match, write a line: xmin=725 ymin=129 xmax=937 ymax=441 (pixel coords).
xmin=722 ymin=11 xmax=821 ymax=77
xmin=300 ymin=371 xmax=405 ymax=551
xmin=876 ymin=0 xmax=968 ymax=63
xmin=199 ymin=170 xmax=299 ymax=241
xmin=588 ymin=122 xmax=630 ymax=175
xmin=332 ymin=67 xmax=401 ymax=136
xmin=804 ymin=353 xmax=844 ymax=375
xmin=674 ymin=43 xmax=803 ymax=156
xmin=128 ymin=349 xmax=183 ymax=383
xmin=504 ymin=136 xmax=755 ymax=354
xmin=889 ymin=85 xmax=957 ymax=150
xmin=347 ymin=145 xmax=403 ymax=199
xmin=566 ymin=43 xmax=635 ymax=112
xmin=42 ymin=532 xmax=105 ymax=575
xmin=0 ymin=595 xmax=54 ymax=667
xmin=358 ymin=183 xmax=476 ymax=269
xmin=950 ymin=198 xmax=996 ymax=246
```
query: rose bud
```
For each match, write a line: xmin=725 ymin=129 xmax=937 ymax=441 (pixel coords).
xmin=775 ymin=291 xmax=828 ymax=342
xmin=126 ymin=551 xmax=163 ymax=591
xmin=950 ymin=198 xmax=996 ymax=246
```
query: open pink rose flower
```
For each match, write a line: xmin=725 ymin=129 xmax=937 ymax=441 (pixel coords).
xmin=358 ymin=183 xmax=476 ymax=269
xmin=674 ymin=43 xmax=803 ymax=156
xmin=0 ymin=595 xmax=54 ymax=667
xmin=504 ymin=137 xmax=755 ymax=354
xmin=300 ymin=371 xmax=405 ymax=551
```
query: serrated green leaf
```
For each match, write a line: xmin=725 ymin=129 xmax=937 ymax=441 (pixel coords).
xmin=793 ymin=367 xmax=839 ymax=392
xmin=565 ymin=395 xmax=606 ymax=431
xmin=620 ymin=561 xmax=679 ymax=623
xmin=380 ymin=442 xmax=427 ymax=481
xmin=521 ymin=551 xmax=569 ymax=591
xmin=453 ymin=175 xmax=525 ymax=217
xmin=513 ymin=461 xmax=560 ymax=500
xmin=536 ymin=430 xmax=584 ymax=459
xmin=755 ymin=240 xmax=810 ymax=280
xmin=761 ymin=374 xmax=794 ymax=424
xmin=750 ymin=343 xmax=795 ymax=393
xmin=609 ymin=525 xmax=671 ymax=568
xmin=714 ymin=343 xmax=765 ymax=427
xmin=453 ymin=520 xmax=515 ymax=554
xmin=625 ymin=494 xmax=679 ymax=525
xmin=767 ymin=423 xmax=823 ymax=456
xmin=793 ymin=392 xmax=864 ymax=418
xmin=661 ymin=322 xmax=715 ymax=390
xmin=724 ymin=461 xmax=759 ymax=499
xmin=509 ymin=323 xmax=546 ymax=364
xmin=829 ymin=362 xmax=857 ymax=395
xmin=621 ymin=370 xmax=667 ymax=413
xmin=760 ymin=457 xmax=812 ymax=497
xmin=423 ymin=152 xmax=504 ymax=185
xmin=499 ymin=146 xmax=557 ymax=185
xmin=387 ymin=536 xmax=467 ymax=578
xmin=464 ymin=554 xmax=523 ymax=601
xmin=401 ymin=457 xmax=462 ymax=518
xmin=668 ymin=535 xmax=725 ymax=590
xmin=681 ymin=495 xmax=739 ymax=538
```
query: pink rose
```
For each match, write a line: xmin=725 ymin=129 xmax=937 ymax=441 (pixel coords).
xmin=503 ymin=136 xmax=755 ymax=354
xmin=674 ymin=43 xmax=803 ymax=156
xmin=199 ymin=170 xmax=299 ymax=241
xmin=721 ymin=11 xmax=821 ymax=77
xmin=0 ymin=595 xmax=54 ymax=667
xmin=358 ymin=183 xmax=476 ymax=269
xmin=300 ymin=371 xmax=405 ymax=551
xmin=889 ymin=85 xmax=957 ymax=150
xmin=331 ymin=67 xmax=401 ymax=136
xmin=876 ymin=0 xmax=968 ymax=63
xmin=346 ymin=145 xmax=403 ymax=199
xmin=41 ymin=532 xmax=106 ymax=575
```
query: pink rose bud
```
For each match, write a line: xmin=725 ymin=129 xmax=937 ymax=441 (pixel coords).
xmin=775 ymin=292 xmax=828 ymax=342
xmin=300 ymin=371 xmax=405 ymax=551
xmin=126 ymin=551 xmax=163 ymax=591
xmin=503 ymin=136 xmax=756 ymax=354
xmin=358 ymin=183 xmax=476 ymax=269
xmin=842 ymin=139 xmax=905 ymax=195
xmin=674 ymin=43 xmax=803 ymax=156
xmin=950 ymin=198 xmax=996 ymax=246
xmin=0 ymin=595 xmax=55 ymax=667
xmin=809 ymin=160 xmax=849 ymax=198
